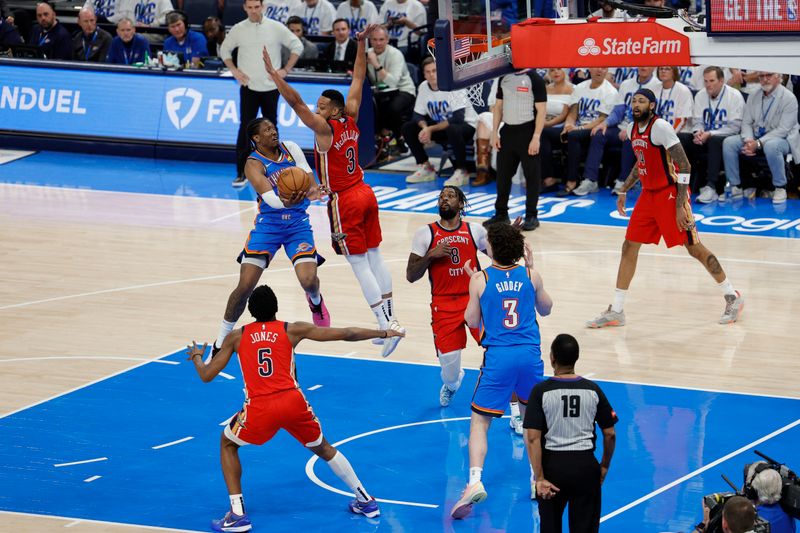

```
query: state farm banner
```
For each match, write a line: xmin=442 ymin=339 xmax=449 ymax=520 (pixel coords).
xmin=511 ymin=18 xmax=692 ymax=68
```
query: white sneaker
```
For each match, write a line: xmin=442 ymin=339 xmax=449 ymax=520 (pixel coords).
xmin=773 ymin=188 xmax=787 ymax=204
xmin=696 ymin=186 xmax=718 ymax=204
xmin=380 ymin=320 xmax=405 ymax=358
xmin=611 ymin=180 xmax=625 ymax=195
xmin=573 ymin=179 xmax=599 ymax=196
xmin=444 ymin=169 xmax=469 ymax=187
xmin=509 ymin=414 xmax=524 ymax=435
xmin=719 ymin=291 xmax=744 ymax=324
xmin=439 ymin=369 xmax=464 ymax=407
xmin=729 ymin=186 xmax=744 ymax=200
xmin=406 ymin=164 xmax=436 ymax=183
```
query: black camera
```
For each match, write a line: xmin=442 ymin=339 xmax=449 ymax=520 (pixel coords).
xmin=702 ymin=476 xmax=770 ymax=533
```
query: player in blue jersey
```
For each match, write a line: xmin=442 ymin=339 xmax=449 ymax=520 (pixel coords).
xmin=450 ymin=222 xmax=553 ymax=519
xmin=209 ymin=118 xmax=330 ymax=359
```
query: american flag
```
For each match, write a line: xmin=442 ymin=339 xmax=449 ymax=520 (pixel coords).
xmin=453 ymin=36 xmax=471 ymax=60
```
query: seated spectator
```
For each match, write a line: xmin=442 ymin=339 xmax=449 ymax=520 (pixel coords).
xmin=573 ymin=66 xmax=661 ymax=196
xmin=379 ymin=0 xmax=425 ymax=53
xmin=72 ymin=8 xmax=112 ymax=62
xmin=121 ymin=0 xmax=173 ymax=27
xmin=263 ymin=0 xmax=298 ymax=24
xmin=31 ymin=1 xmax=72 ymax=60
xmin=722 ymin=71 xmax=799 ymax=204
xmin=322 ymin=18 xmax=356 ymax=71
xmin=0 ymin=15 xmax=23 ymax=48
xmin=163 ymin=10 xmax=207 ymax=65
xmin=283 ymin=15 xmax=318 ymax=65
xmin=539 ymin=68 xmax=574 ymax=193
xmin=473 ymin=78 xmax=499 ymax=186
xmin=656 ymin=66 xmax=693 ymax=132
xmin=557 ymin=67 xmax=617 ymax=196
xmin=402 ymin=57 xmax=477 ymax=186
xmin=288 ymin=0 xmax=336 ymax=36
xmin=745 ymin=462 xmax=796 ymax=533
xmin=107 ymin=17 xmax=150 ymax=64
xmin=607 ymin=67 xmax=636 ymax=89
xmin=83 ymin=0 xmax=122 ymax=23
xmin=366 ymin=25 xmax=416 ymax=155
xmin=335 ymin=0 xmax=378 ymax=36
xmin=688 ymin=66 xmax=745 ymax=203
xmin=202 ymin=16 xmax=224 ymax=57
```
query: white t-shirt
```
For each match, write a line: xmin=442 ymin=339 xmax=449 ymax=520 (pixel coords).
xmin=569 ymin=79 xmax=618 ymax=126
xmin=692 ymin=85 xmax=745 ymax=136
xmin=414 ymin=81 xmax=478 ymax=128
xmin=102 ymin=0 xmax=172 ymax=25
xmin=684 ymin=65 xmax=734 ymax=92
xmin=655 ymin=82 xmax=693 ymax=131
xmin=335 ymin=0 xmax=379 ymax=34
xmin=626 ymin=117 xmax=681 ymax=149
xmin=411 ymin=222 xmax=488 ymax=257
xmin=616 ymin=75 xmax=662 ymax=128
xmin=288 ymin=0 xmax=336 ymax=35
xmin=264 ymin=0 xmax=300 ymax=23
xmin=546 ymin=93 xmax=572 ymax=120
xmin=608 ymin=67 xmax=637 ymax=88
xmin=379 ymin=0 xmax=427 ymax=49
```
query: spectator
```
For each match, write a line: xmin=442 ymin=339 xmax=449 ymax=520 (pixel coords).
xmin=31 ymin=1 xmax=72 ymax=60
xmin=163 ymin=11 xmax=207 ymax=65
xmin=123 ymin=0 xmax=173 ymax=27
xmin=608 ymin=67 xmax=636 ymax=89
xmin=0 ymin=15 xmax=23 ymax=48
xmin=745 ymin=462 xmax=796 ymax=533
xmin=335 ymin=0 xmax=378 ymax=36
xmin=557 ymin=67 xmax=617 ymax=196
xmin=656 ymin=66 xmax=693 ymax=132
xmin=402 ymin=57 xmax=477 ymax=186
xmin=106 ymin=17 xmax=150 ymax=64
xmin=473 ymin=79 xmax=499 ymax=187
xmin=83 ymin=0 xmax=122 ymax=23
xmin=722 ymin=71 xmax=799 ymax=204
xmin=288 ymin=0 xmax=335 ymax=35
xmin=695 ymin=495 xmax=757 ymax=533
xmin=574 ymin=66 xmax=661 ymax=196
xmin=689 ymin=66 xmax=745 ymax=203
xmin=202 ymin=16 xmax=224 ymax=57
xmin=539 ymin=68 xmax=574 ymax=193
xmin=322 ymin=18 xmax=357 ymax=71
xmin=0 ymin=0 xmax=10 ymax=22
xmin=72 ymin=8 xmax=112 ymax=61
xmin=222 ymin=0 xmax=302 ymax=187
xmin=591 ymin=0 xmax=626 ymax=18
xmin=283 ymin=15 xmax=318 ymax=65
xmin=379 ymin=0 xmax=425 ymax=53
xmin=366 ymin=25 xmax=416 ymax=156
xmin=263 ymin=0 xmax=298 ymax=24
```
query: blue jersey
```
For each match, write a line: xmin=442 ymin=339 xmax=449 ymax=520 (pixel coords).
xmin=248 ymin=145 xmax=310 ymax=219
xmin=479 ymin=265 xmax=540 ymax=347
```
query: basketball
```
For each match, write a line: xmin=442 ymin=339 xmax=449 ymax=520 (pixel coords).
xmin=277 ymin=166 xmax=313 ymax=197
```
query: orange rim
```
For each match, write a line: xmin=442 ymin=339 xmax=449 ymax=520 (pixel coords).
xmin=427 ymin=34 xmax=511 ymax=57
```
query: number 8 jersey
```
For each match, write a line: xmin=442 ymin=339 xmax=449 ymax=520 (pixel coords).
xmin=479 ymin=265 xmax=540 ymax=347
xmin=237 ymin=321 xmax=297 ymax=399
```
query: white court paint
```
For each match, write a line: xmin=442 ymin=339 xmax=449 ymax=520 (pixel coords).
xmin=307 ymin=384 xmax=323 ymax=391
xmin=54 ymin=457 xmax=108 ymax=468
xmin=152 ymin=437 xmax=194 ymax=450
xmin=0 ymin=509 xmax=204 ymax=532
xmin=83 ymin=476 xmax=101 ymax=483
xmin=218 ymin=372 xmax=235 ymax=380
xmin=0 ymin=356 xmax=179 ymax=365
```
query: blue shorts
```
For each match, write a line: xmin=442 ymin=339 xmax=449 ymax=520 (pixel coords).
xmin=471 ymin=345 xmax=544 ymax=417
xmin=237 ymin=214 xmax=324 ymax=268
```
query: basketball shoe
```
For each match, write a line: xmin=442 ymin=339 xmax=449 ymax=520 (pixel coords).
xmin=307 ymin=294 xmax=330 ymax=327
xmin=439 ymin=370 xmax=464 ymax=407
xmin=349 ymin=497 xmax=380 ymax=518
xmin=586 ymin=305 xmax=626 ymax=328
xmin=204 ymin=341 xmax=223 ymax=365
xmin=380 ymin=320 xmax=405 ymax=358
xmin=450 ymin=481 xmax=488 ymax=519
xmin=719 ymin=291 xmax=744 ymax=324
xmin=211 ymin=511 xmax=251 ymax=532
xmin=509 ymin=414 xmax=524 ymax=435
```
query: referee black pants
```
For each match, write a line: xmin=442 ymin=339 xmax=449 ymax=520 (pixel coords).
xmin=538 ymin=451 xmax=602 ymax=533
xmin=236 ymin=86 xmax=279 ymax=176
xmin=495 ymin=121 xmax=541 ymax=220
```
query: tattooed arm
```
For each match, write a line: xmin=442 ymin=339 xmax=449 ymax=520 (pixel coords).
xmin=615 ymin=166 xmax=639 ymax=216
xmin=667 ymin=142 xmax=695 ymax=231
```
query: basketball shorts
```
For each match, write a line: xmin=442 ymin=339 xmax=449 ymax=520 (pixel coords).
xmin=327 ymin=182 xmax=382 ymax=255
xmin=471 ymin=345 xmax=544 ymax=417
xmin=626 ymin=186 xmax=699 ymax=248
xmin=223 ymin=388 xmax=323 ymax=447
xmin=238 ymin=214 xmax=324 ymax=268
xmin=431 ymin=295 xmax=480 ymax=355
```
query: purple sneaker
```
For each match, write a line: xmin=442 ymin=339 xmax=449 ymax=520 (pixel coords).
xmin=348 ymin=497 xmax=380 ymax=518
xmin=211 ymin=511 xmax=251 ymax=532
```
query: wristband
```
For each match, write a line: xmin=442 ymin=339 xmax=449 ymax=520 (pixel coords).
xmin=677 ymin=173 xmax=690 ymax=185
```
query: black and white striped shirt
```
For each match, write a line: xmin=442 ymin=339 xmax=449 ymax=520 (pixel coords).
xmin=524 ymin=377 xmax=617 ymax=452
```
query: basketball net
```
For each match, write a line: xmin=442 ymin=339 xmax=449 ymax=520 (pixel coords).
xmin=427 ymin=34 xmax=495 ymax=108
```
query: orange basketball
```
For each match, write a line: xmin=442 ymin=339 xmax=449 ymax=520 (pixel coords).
xmin=277 ymin=166 xmax=313 ymax=197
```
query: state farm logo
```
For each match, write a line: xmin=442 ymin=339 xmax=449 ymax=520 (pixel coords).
xmin=578 ymin=38 xmax=601 ymax=56
xmin=165 ymin=88 xmax=202 ymax=129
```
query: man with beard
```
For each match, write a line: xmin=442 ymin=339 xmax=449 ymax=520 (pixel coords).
xmin=31 ymin=1 xmax=71 ymax=60
xmin=587 ymin=89 xmax=743 ymax=329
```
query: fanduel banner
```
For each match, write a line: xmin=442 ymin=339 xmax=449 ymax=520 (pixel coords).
xmin=511 ymin=19 xmax=691 ymax=68
xmin=0 ymin=65 xmax=335 ymax=150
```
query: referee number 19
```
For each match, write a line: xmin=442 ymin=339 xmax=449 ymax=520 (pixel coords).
xmin=561 ymin=394 xmax=581 ymax=417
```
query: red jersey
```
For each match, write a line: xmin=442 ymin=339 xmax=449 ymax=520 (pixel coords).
xmin=315 ymin=115 xmax=364 ymax=193
xmin=630 ymin=115 xmax=679 ymax=191
xmin=427 ymin=221 xmax=480 ymax=297
xmin=237 ymin=321 xmax=297 ymax=399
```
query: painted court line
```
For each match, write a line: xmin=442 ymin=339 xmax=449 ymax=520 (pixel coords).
xmin=208 ymin=205 xmax=256 ymax=224
xmin=152 ymin=436 xmax=194 ymax=450
xmin=219 ymin=415 xmax=234 ymax=427
xmin=0 ymin=510 xmax=205 ymax=532
xmin=218 ymin=372 xmax=235 ymax=380
xmin=0 ymin=356 xmax=179 ymax=365
xmin=307 ymin=384 xmax=323 ymax=391
xmin=600 ymin=417 xmax=800 ymax=523
xmin=54 ymin=457 xmax=108 ymax=468
xmin=83 ymin=476 xmax=101 ymax=483
xmin=63 ymin=520 xmax=82 ymax=527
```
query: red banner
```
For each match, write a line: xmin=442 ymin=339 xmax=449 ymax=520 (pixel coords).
xmin=708 ymin=0 xmax=800 ymax=33
xmin=511 ymin=19 xmax=692 ymax=68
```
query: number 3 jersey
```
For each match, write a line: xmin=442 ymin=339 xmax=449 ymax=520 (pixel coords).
xmin=315 ymin=115 xmax=363 ymax=193
xmin=479 ymin=264 xmax=540 ymax=347
xmin=237 ymin=321 xmax=297 ymax=399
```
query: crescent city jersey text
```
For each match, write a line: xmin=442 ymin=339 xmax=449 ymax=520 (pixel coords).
xmin=479 ymin=265 xmax=540 ymax=347
xmin=630 ymin=115 xmax=678 ymax=190
xmin=248 ymin=144 xmax=310 ymax=217
xmin=315 ymin=115 xmax=364 ymax=193
xmin=427 ymin=221 xmax=480 ymax=297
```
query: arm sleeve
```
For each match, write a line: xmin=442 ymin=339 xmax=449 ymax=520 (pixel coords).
xmin=191 ymin=32 xmax=208 ymax=57
xmin=413 ymin=85 xmax=427 ymax=115
xmin=285 ymin=141 xmax=313 ymax=173
xmin=522 ymin=384 xmax=546 ymax=430
xmin=606 ymin=103 xmax=625 ymax=127
xmin=531 ymin=72 xmax=547 ymax=103
xmin=650 ymin=118 xmax=680 ymax=148
xmin=593 ymin=383 xmax=618 ymax=429
xmin=380 ymin=49 xmax=405 ymax=88
xmin=469 ymin=222 xmax=488 ymax=253
xmin=760 ymin=92 xmax=799 ymax=143
xmin=220 ymin=25 xmax=237 ymax=60
xmin=282 ymin=24 xmax=304 ymax=56
xmin=410 ymin=225 xmax=432 ymax=256
xmin=740 ymin=97 xmax=755 ymax=140
xmin=495 ymin=76 xmax=504 ymax=100
xmin=692 ymin=91 xmax=704 ymax=133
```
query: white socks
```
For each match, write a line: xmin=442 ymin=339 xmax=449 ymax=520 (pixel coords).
xmin=438 ymin=350 xmax=463 ymax=390
xmin=718 ymin=278 xmax=737 ymax=297
xmin=611 ymin=288 xmax=627 ymax=313
xmin=229 ymin=494 xmax=245 ymax=516
xmin=469 ymin=467 xmax=483 ymax=486
xmin=371 ymin=303 xmax=390 ymax=329
xmin=216 ymin=319 xmax=236 ymax=349
xmin=510 ymin=401 xmax=520 ymax=419
xmin=307 ymin=291 xmax=321 ymax=305
xmin=381 ymin=296 xmax=395 ymax=322
xmin=327 ymin=451 xmax=372 ymax=502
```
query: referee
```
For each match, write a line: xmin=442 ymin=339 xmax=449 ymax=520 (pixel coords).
xmin=524 ymin=334 xmax=618 ymax=533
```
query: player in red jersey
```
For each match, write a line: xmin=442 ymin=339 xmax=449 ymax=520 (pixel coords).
xmin=187 ymin=284 xmax=404 ymax=532
xmin=261 ymin=24 xmax=405 ymax=359
xmin=587 ymin=89 xmax=744 ymax=329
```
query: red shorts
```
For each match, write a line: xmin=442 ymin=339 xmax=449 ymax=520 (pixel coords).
xmin=626 ymin=186 xmax=699 ymax=248
xmin=431 ymin=295 xmax=480 ymax=354
xmin=327 ymin=182 xmax=382 ymax=255
xmin=224 ymin=388 xmax=322 ymax=447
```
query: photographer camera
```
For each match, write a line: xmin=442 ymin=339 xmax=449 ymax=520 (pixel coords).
xmin=695 ymin=495 xmax=762 ymax=533
xmin=744 ymin=462 xmax=797 ymax=533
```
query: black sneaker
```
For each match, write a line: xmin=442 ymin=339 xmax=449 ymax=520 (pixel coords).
xmin=522 ymin=216 xmax=540 ymax=231
xmin=232 ymin=175 xmax=247 ymax=189
xmin=203 ymin=341 xmax=223 ymax=365
xmin=482 ymin=214 xmax=511 ymax=228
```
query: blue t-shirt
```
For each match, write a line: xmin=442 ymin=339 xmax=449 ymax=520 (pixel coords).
xmin=163 ymin=30 xmax=208 ymax=61
xmin=479 ymin=264 xmax=540 ymax=347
